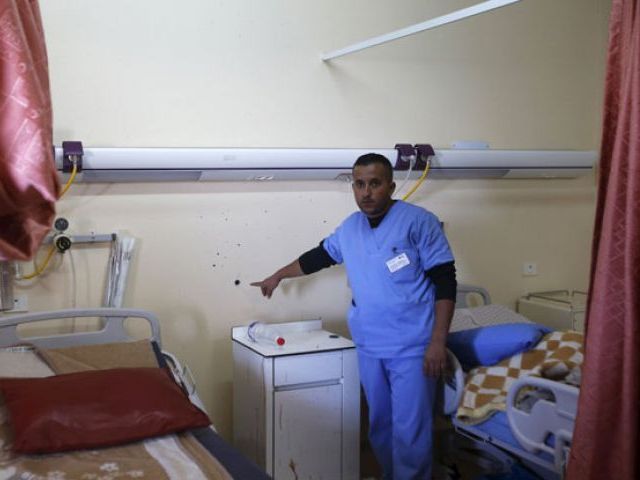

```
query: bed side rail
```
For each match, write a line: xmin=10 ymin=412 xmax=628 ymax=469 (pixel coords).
xmin=440 ymin=349 xmax=465 ymax=416
xmin=0 ymin=308 xmax=161 ymax=349
xmin=162 ymin=350 xmax=208 ymax=414
xmin=506 ymin=376 xmax=579 ymax=470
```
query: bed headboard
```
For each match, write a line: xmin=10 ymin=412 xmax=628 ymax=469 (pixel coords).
xmin=456 ymin=284 xmax=491 ymax=308
xmin=0 ymin=308 xmax=161 ymax=349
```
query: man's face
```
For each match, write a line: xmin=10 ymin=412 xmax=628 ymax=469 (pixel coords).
xmin=352 ymin=163 xmax=395 ymax=218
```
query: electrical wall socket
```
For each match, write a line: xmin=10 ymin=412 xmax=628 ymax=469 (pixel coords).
xmin=523 ymin=262 xmax=538 ymax=276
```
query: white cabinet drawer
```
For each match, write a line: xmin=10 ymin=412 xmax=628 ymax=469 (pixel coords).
xmin=274 ymin=351 xmax=343 ymax=387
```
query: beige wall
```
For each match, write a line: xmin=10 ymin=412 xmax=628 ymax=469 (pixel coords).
xmin=8 ymin=0 xmax=610 ymax=438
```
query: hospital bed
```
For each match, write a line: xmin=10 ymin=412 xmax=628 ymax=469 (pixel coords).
xmin=440 ymin=285 xmax=580 ymax=480
xmin=0 ymin=308 xmax=271 ymax=480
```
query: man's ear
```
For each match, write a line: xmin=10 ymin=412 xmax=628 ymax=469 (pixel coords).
xmin=390 ymin=181 xmax=396 ymax=194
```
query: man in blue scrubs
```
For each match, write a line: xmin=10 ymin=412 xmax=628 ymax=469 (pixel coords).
xmin=252 ymin=153 xmax=456 ymax=480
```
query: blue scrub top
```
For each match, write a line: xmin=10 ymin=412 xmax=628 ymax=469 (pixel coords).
xmin=323 ymin=201 xmax=454 ymax=358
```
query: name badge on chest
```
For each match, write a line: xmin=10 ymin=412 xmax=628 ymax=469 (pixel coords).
xmin=386 ymin=252 xmax=410 ymax=273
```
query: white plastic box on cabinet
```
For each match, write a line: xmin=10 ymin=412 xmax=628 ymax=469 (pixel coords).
xmin=232 ymin=320 xmax=360 ymax=480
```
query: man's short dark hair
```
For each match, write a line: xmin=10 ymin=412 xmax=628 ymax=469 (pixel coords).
xmin=353 ymin=153 xmax=394 ymax=182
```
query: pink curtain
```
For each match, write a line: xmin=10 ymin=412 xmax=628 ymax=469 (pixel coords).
xmin=566 ymin=1 xmax=639 ymax=479
xmin=0 ymin=0 xmax=59 ymax=261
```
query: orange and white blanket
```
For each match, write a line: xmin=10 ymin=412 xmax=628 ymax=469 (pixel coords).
xmin=0 ymin=341 xmax=232 ymax=480
xmin=456 ymin=330 xmax=583 ymax=424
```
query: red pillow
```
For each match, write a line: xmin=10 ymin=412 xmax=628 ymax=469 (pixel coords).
xmin=0 ymin=367 xmax=211 ymax=454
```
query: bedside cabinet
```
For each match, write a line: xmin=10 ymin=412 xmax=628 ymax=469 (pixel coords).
xmin=232 ymin=320 xmax=360 ymax=480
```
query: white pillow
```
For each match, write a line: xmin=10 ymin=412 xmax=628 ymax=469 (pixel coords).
xmin=0 ymin=347 xmax=54 ymax=378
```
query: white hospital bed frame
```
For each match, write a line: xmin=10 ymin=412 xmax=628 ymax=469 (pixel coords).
xmin=0 ymin=308 xmax=204 ymax=411
xmin=441 ymin=285 xmax=579 ymax=479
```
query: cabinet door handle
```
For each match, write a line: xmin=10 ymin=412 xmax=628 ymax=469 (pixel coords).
xmin=274 ymin=378 xmax=341 ymax=392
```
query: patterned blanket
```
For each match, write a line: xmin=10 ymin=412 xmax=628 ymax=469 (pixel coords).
xmin=456 ymin=330 xmax=583 ymax=424
xmin=0 ymin=341 xmax=233 ymax=480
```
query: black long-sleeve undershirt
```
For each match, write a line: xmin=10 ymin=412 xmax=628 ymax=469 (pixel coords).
xmin=299 ymin=241 xmax=337 ymax=274
xmin=426 ymin=261 xmax=457 ymax=301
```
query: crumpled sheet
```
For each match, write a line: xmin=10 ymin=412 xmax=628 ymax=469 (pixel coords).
xmin=0 ymin=0 xmax=59 ymax=261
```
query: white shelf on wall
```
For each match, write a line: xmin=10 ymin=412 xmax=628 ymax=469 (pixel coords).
xmin=321 ymin=0 xmax=522 ymax=61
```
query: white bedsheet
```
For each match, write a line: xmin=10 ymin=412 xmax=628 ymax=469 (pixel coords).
xmin=451 ymin=304 xmax=533 ymax=332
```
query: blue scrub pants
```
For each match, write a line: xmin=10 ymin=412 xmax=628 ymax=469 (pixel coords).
xmin=358 ymin=352 xmax=437 ymax=480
